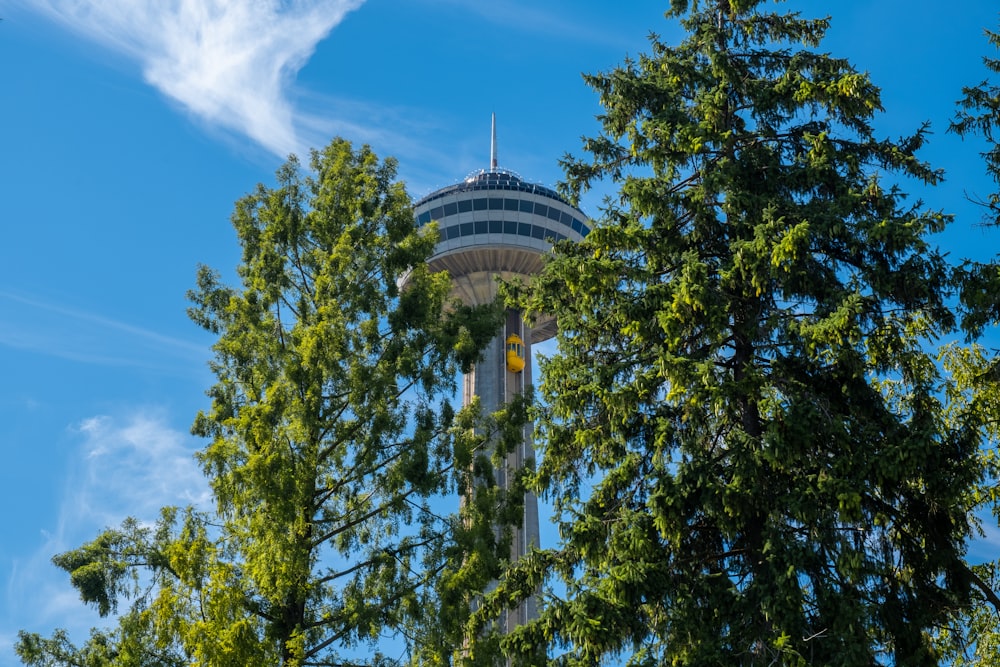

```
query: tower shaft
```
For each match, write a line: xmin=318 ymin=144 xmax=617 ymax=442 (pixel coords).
xmin=407 ymin=124 xmax=589 ymax=635
xmin=462 ymin=310 xmax=540 ymax=630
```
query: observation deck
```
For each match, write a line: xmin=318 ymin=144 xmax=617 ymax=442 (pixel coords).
xmin=413 ymin=167 xmax=589 ymax=341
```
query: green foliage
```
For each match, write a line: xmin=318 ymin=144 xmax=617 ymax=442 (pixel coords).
xmin=952 ymin=28 xmax=1000 ymax=228
xmin=951 ymin=27 xmax=1000 ymax=339
xmin=932 ymin=23 xmax=1000 ymax=659
xmin=17 ymin=508 xmax=206 ymax=667
xmin=17 ymin=138 xmax=504 ymax=667
xmin=935 ymin=562 xmax=1000 ymax=666
xmin=470 ymin=2 xmax=983 ymax=665
xmin=928 ymin=343 xmax=1000 ymax=667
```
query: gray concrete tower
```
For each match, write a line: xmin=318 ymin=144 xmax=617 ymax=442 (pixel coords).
xmin=413 ymin=116 xmax=588 ymax=631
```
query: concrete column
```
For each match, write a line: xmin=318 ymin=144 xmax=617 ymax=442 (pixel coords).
xmin=462 ymin=310 xmax=541 ymax=632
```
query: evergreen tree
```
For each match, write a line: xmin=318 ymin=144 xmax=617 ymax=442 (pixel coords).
xmin=931 ymin=22 xmax=1000 ymax=667
xmin=929 ymin=343 xmax=1000 ymax=667
xmin=16 ymin=138 xmax=503 ymax=667
xmin=472 ymin=2 xmax=982 ymax=665
xmin=951 ymin=26 xmax=1000 ymax=338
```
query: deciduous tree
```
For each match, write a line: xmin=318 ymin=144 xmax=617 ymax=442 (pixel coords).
xmin=17 ymin=138 xmax=503 ymax=667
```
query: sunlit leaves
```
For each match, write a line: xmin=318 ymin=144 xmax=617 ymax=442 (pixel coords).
xmin=18 ymin=139 xmax=504 ymax=667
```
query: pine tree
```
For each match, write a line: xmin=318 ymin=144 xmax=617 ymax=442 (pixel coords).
xmin=472 ymin=2 xmax=981 ymax=665
xmin=930 ymin=22 xmax=1000 ymax=667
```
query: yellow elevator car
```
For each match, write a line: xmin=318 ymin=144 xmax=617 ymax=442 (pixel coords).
xmin=505 ymin=333 xmax=525 ymax=373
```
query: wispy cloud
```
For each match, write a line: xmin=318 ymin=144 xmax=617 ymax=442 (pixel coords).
xmin=24 ymin=0 xmax=366 ymax=157
xmin=5 ymin=410 xmax=209 ymax=660
xmin=67 ymin=412 xmax=212 ymax=525
xmin=0 ymin=290 xmax=208 ymax=370
xmin=420 ymin=0 xmax=643 ymax=51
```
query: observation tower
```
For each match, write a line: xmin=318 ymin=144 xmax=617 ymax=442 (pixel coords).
xmin=413 ymin=116 xmax=589 ymax=631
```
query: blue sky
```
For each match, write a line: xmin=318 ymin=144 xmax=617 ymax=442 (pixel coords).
xmin=1 ymin=0 xmax=999 ymax=663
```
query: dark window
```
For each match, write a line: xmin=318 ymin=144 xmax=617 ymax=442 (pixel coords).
xmin=519 ymin=199 xmax=534 ymax=213
xmin=474 ymin=220 xmax=488 ymax=234
xmin=458 ymin=199 xmax=473 ymax=213
xmin=534 ymin=203 xmax=548 ymax=218
xmin=447 ymin=225 xmax=461 ymax=240
xmin=518 ymin=222 xmax=532 ymax=237
xmin=531 ymin=225 xmax=545 ymax=239
xmin=547 ymin=207 xmax=561 ymax=222
xmin=443 ymin=202 xmax=458 ymax=217
xmin=489 ymin=219 xmax=502 ymax=234
xmin=504 ymin=220 xmax=517 ymax=235
xmin=417 ymin=211 xmax=432 ymax=225
xmin=571 ymin=219 xmax=583 ymax=235
xmin=504 ymin=198 xmax=518 ymax=211
xmin=488 ymin=197 xmax=503 ymax=210
xmin=473 ymin=198 xmax=487 ymax=211
xmin=543 ymin=228 xmax=558 ymax=241
xmin=581 ymin=223 xmax=591 ymax=236
xmin=431 ymin=206 xmax=444 ymax=220
xmin=560 ymin=211 xmax=573 ymax=227
xmin=460 ymin=222 xmax=474 ymax=237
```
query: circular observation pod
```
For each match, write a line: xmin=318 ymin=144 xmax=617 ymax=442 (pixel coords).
xmin=412 ymin=168 xmax=589 ymax=342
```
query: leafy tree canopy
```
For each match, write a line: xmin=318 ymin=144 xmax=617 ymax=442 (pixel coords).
xmin=17 ymin=138 xmax=505 ymax=667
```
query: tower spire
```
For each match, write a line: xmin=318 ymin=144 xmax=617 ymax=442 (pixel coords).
xmin=490 ymin=113 xmax=498 ymax=171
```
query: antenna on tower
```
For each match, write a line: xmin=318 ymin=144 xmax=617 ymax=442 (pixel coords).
xmin=490 ymin=113 xmax=498 ymax=171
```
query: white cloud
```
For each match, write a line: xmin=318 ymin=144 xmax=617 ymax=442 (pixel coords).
xmin=14 ymin=411 xmax=208 ymax=588
xmin=68 ymin=412 xmax=212 ymax=527
xmin=3 ymin=410 xmax=209 ymax=664
xmin=25 ymin=0 xmax=366 ymax=157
